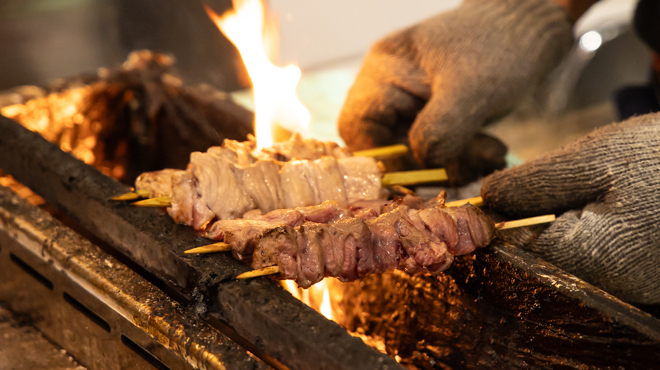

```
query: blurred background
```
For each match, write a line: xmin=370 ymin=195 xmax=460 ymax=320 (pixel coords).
xmin=0 ymin=0 xmax=652 ymax=158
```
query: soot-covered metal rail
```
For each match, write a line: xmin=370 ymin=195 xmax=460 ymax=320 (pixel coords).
xmin=0 ymin=115 xmax=403 ymax=370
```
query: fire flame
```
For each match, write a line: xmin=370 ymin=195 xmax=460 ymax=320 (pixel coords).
xmin=282 ymin=279 xmax=335 ymax=321
xmin=205 ymin=0 xmax=311 ymax=150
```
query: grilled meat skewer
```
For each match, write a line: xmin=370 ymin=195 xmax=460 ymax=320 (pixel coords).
xmin=199 ymin=194 xmax=495 ymax=288
xmin=134 ymin=134 xmax=383 ymax=230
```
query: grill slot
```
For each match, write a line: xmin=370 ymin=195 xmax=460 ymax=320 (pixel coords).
xmin=10 ymin=253 xmax=53 ymax=290
xmin=63 ymin=292 xmax=111 ymax=333
xmin=121 ymin=334 xmax=171 ymax=370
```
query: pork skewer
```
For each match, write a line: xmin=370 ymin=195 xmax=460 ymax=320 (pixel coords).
xmin=117 ymin=135 xmax=451 ymax=231
xmin=131 ymin=167 xmax=449 ymax=207
xmin=184 ymin=212 xmax=555 ymax=256
xmin=112 ymin=142 xmax=410 ymax=201
xmin=184 ymin=195 xmax=487 ymax=255
xmin=184 ymin=192 xmax=554 ymax=288
xmin=235 ymin=214 xmax=555 ymax=280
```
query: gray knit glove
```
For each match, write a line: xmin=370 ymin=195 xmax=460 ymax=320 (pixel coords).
xmin=338 ymin=0 xmax=572 ymax=179
xmin=482 ymin=113 xmax=660 ymax=304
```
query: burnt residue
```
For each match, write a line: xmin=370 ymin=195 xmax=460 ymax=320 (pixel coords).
xmin=334 ymin=244 xmax=660 ymax=369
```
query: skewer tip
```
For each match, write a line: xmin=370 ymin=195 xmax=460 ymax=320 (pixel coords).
xmin=132 ymin=196 xmax=172 ymax=207
xmin=185 ymin=242 xmax=232 ymax=254
xmin=111 ymin=189 xmax=151 ymax=201
xmin=496 ymin=214 xmax=556 ymax=230
xmin=236 ymin=266 xmax=280 ymax=280
xmin=445 ymin=196 xmax=484 ymax=208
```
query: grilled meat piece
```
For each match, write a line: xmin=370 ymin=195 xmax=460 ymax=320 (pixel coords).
xmin=135 ymin=169 xmax=180 ymax=198
xmin=453 ymin=205 xmax=497 ymax=256
xmin=302 ymin=156 xmax=348 ymax=208
xmin=252 ymin=226 xmax=298 ymax=279
xmin=206 ymin=218 xmax=288 ymax=262
xmin=190 ymin=151 xmax=255 ymax=221
xmin=265 ymin=133 xmax=351 ymax=161
xmin=280 ymin=160 xmax=317 ymax=208
xmin=338 ymin=156 xmax=382 ymax=204
xmin=233 ymin=160 xmax=285 ymax=213
xmin=167 ymin=170 xmax=195 ymax=225
xmin=330 ymin=217 xmax=376 ymax=282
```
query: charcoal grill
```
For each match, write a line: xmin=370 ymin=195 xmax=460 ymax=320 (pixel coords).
xmin=0 ymin=60 xmax=659 ymax=369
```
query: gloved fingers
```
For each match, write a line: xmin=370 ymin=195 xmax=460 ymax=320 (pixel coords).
xmin=338 ymin=51 xmax=428 ymax=152
xmin=480 ymin=139 xmax=608 ymax=218
xmin=482 ymin=114 xmax=660 ymax=218
xmin=443 ymin=133 xmax=507 ymax=185
xmin=407 ymin=81 xmax=493 ymax=169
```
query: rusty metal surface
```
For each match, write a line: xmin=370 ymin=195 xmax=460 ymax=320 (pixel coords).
xmin=0 ymin=184 xmax=268 ymax=370
xmin=0 ymin=116 xmax=403 ymax=370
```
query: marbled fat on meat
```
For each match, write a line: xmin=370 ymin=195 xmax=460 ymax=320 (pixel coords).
xmin=279 ymin=160 xmax=317 ymax=208
xmin=191 ymin=152 xmax=255 ymax=220
xmin=233 ymin=160 xmax=285 ymax=213
xmin=302 ymin=157 xmax=347 ymax=208
xmin=338 ymin=156 xmax=382 ymax=204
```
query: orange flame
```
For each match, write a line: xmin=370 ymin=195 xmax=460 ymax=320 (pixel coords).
xmin=282 ymin=279 xmax=335 ymax=321
xmin=206 ymin=0 xmax=310 ymax=150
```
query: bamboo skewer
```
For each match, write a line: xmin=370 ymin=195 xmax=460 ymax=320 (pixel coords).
xmin=234 ymin=213 xmax=557 ymax=280
xmin=495 ymin=214 xmax=555 ymax=230
xmin=111 ymin=189 xmax=151 ymax=201
xmin=445 ymin=196 xmax=484 ymax=208
xmin=381 ymin=168 xmax=448 ymax=186
xmin=353 ymin=144 xmax=409 ymax=160
xmin=236 ymin=266 xmax=280 ymax=280
xmin=184 ymin=242 xmax=231 ymax=254
xmin=132 ymin=196 xmax=172 ymax=207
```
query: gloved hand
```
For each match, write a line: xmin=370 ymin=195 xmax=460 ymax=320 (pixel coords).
xmin=482 ymin=113 xmax=660 ymax=304
xmin=338 ymin=0 xmax=572 ymax=181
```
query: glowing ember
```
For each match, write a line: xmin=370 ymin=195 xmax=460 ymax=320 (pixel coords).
xmin=1 ymin=87 xmax=99 ymax=166
xmin=206 ymin=0 xmax=311 ymax=150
